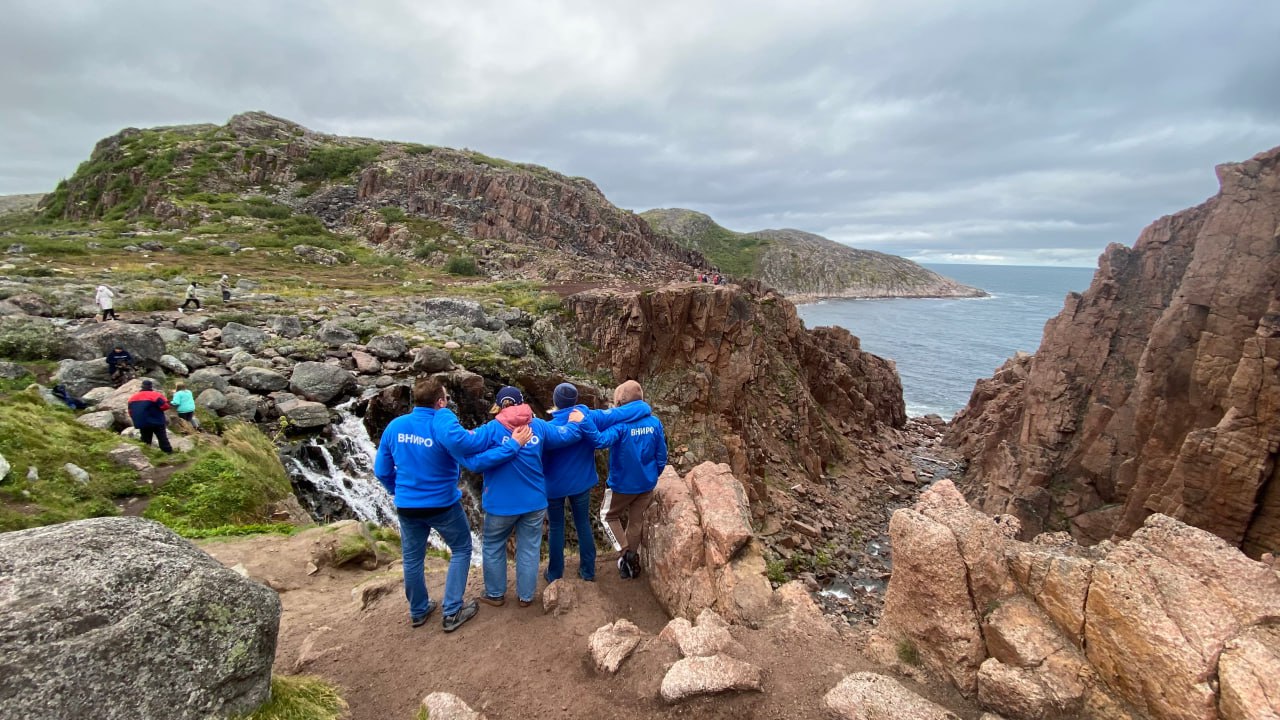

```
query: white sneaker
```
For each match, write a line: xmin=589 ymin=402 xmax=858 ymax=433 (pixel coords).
xmin=178 ymin=308 xmax=184 ymax=314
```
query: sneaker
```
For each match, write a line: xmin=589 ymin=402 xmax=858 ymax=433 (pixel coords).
xmin=177 ymin=308 xmax=184 ymax=314
xmin=411 ymin=600 xmax=438 ymax=627
xmin=518 ymin=598 xmax=533 ymax=608
xmin=618 ymin=555 xmax=633 ymax=580
xmin=478 ymin=594 xmax=506 ymax=607
xmin=625 ymin=550 xmax=641 ymax=578
xmin=442 ymin=601 xmax=478 ymax=633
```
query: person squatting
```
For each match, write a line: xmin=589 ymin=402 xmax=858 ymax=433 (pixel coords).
xmin=373 ymin=376 xmax=666 ymax=631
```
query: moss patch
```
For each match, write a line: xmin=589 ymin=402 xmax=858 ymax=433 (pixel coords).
xmin=238 ymin=675 xmax=347 ymax=720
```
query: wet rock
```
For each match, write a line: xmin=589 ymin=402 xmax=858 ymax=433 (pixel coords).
xmin=0 ymin=517 xmax=279 ymax=720
xmin=365 ymin=334 xmax=408 ymax=359
xmin=825 ymin=672 xmax=960 ymax=720
xmin=284 ymin=401 xmax=331 ymax=429
xmin=289 ymin=361 xmax=356 ymax=404
xmin=659 ymin=654 xmax=762 ymax=702
xmin=233 ymin=366 xmax=290 ymax=393
xmin=411 ymin=346 xmax=454 ymax=373
xmin=588 ymin=619 xmax=646 ymax=674
xmin=420 ymin=692 xmax=487 ymax=720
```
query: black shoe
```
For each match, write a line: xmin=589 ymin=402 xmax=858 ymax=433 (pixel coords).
xmin=625 ymin=550 xmax=641 ymax=578
xmin=411 ymin=600 xmax=438 ymax=627
xmin=618 ymin=555 xmax=633 ymax=580
xmin=478 ymin=594 xmax=506 ymax=607
xmin=442 ymin=601 xmax=478 ymax=633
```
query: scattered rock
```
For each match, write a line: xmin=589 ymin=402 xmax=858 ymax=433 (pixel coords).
xmin=54 ymin=358 xmax=114 ymax=398
xmin=293 ymin=626 xmax=345 ymax=673
xmin=158 ymin=354 xmax=189 ymax=376
xmin=350 ymin=350 xmax=382 ymax=374
xmin=107 ymin=445 xmax=152 ymax=472
xmin=66 ymin=322 xmax=164 ymax=364
xmin=315 ymin=321 xmax=358 ymax=347
xmin=0 ymin=361 xmax=32 ymax=380
xmin=659 ymin=654 xmax=763 ymax=702
xmin=542 ymin=578 xmax=578 ymax=616
xmin=233 ymin=366 xmax=290 ymax=393
xmin=365 ymin=334 xmax=408 ymax=359
xmin=284 ymin=401 xmax=331 ymax=429
xmin=197 ymin=388 xmax=228 ymax=412
xmin=289 ymin=361 xmax=356 ymax=404
xmin=268 ymin=315 xmax=303 ymax=338
xmin=294 ymin=244 xmax=349 ymax=266
xmin=422 ymin=297 xmax=489 ymax=327
xmin=221 ymin=322 xmax=269 ymax=352
xmin=420 ymin=692 xmax=487 ymax=720
xmin=63 ymin=463 xmax=91 ymax=484
xmin=824 ymin=673 xmax=960 ymax=720
xmin=411 ymin=346 xmax=454 ymax=373
xmin=76 ymin=410 xmax=117 ymax=431
xmin=352 ymin=572 xmax=403 ymax=611
xmin=658 ymin=609 xmax=743 ymax=658
xmin=187 ymin=368 xmax=231 ymax=396
xmin=589 ymin=619 xmax=647 ymax=674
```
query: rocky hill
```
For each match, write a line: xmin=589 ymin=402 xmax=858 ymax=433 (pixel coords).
xmin=41 ymin=112 xmax=705 ymax=284
xmin=641 ymin=208 xmax=985 ymax=301
xmin=946 ymin=145 xmax=1280 ymax=559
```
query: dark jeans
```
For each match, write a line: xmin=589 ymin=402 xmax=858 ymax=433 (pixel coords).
xmin=101 ymin=309 xmax=118 ymax=321
xmin=139 ymin=425 xmax=172 ymax=453
xmin=399 ymin=502 xmax=473 ymax=618
xmin=180 ymin=298 xmax=200 ymax=309
xmin=546 ymin=488 xmax=595 ymax=581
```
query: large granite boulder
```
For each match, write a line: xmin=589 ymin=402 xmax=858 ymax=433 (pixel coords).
xmin=642 ymin=462 xmax=772 ymax=623
xmin=825 ymin=673 xmax=959 ymax=720
xmin=422 ymin=297 xmax=490 ymax=328
xmin=233 ymin=366 xmax=290 ymax=393
xmin=268 ymin=315 xmax=303 ymax=338
xmin=187 ymin=368 xmax=231 ymax=396
xmin=0 ymin=517 xmax=280 ymax=719
xmin=366 ymin=334 xmax=408 ymax=359
xmin=66 ymin=322 xmax=164 ymax=365
xmin=54 ymin=358 xmax=114 ymax=398
xmin=314 ymin=321 xmax=357 ymax=347
xmin=290 ymin=361 xmax=356 ymax=404
xmin=411 ymin=346 xmax=454 ymax=373
xmin=220 ymin=322 xmax=268 ymax=352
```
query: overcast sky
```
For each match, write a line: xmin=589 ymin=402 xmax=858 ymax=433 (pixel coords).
xmin=3 ymin=1 xmax=1278 ymax=266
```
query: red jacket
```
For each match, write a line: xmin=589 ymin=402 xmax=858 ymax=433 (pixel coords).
xmin=127 ymin=390 xmax=171 ymax=428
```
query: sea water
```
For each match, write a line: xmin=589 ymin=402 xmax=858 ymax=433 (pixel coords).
xmin=796 ymin=264 xmax=1096 ymax=418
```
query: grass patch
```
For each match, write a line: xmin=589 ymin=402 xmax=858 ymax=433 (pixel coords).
xmin=180 ymin=522 xmax=299 ymax=539
xmin=377 ymin=207 xmax=406 ymax=223
xmin=444 ymin=254 xmax=480 ymax=276
xmin=238 ymin=675 xmax=347 ymax=720
xmin=119 ymin=294 xmax=179 ymax=312
xmin=896 ymin=638 xmax=921 ymax=666
xmin=295 ymin=145 xmax=382 ymax=182
xmin=143 ymin=423 xmax=292 ymax=533
xmin=0 ymin=317 xmax=69 ymax=360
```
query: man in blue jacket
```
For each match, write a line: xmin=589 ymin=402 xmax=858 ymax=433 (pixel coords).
xmin=437 ymin=386 xmax=589 ymax=608
xmin=374 ymin=377 xmax=531 ymax=632
xmin=542 ymin=382 xmax=653 ymax=583
xmin=594 ymin=380 xmax=668 ymax=579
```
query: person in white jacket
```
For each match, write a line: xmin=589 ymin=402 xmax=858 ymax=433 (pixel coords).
xmin=95 ymin=285 xmax=118 ymax=321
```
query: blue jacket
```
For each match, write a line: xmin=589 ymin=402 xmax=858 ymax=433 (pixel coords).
xmin=374 ymin=407 xmax=519 ymax=509
xmin=439 ymin=415 xmax=588 ymax=516
xmin=543 ymin=402 xmax=652 ymax=500
xmin=594 ymin=402 xmax=668 ymax=495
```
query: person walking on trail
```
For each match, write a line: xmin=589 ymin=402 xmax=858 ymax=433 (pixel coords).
xmin=594 ymin=380 xmax=668 ymax=580
xmin=172 ymin=382 xmax=198 ymax=428
xmin=218 ymin=275 xmax=232 ymax=303
xmin=374 ymin=377 xmax=529 ymax=632
xmin=127 ymin=379 xmax=173 ymax=454
xmin=106 ymin=345 xmax=135 ymax=387
xmin=437 ymin=385 xmax=589 ymax=609
xmin=542 ymin=382 xmax=652 ymax=583
xmin=179 ymin=282 xmax=200 ymax=312
xmin=95 ymin=285 xmax=118 ymax=321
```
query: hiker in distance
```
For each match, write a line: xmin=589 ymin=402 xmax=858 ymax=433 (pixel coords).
xmin=374 ymin=376 xmax=532 ymax=632
xmin=95 ymin=284 xmax=118 ymax=321
xmin=541 ymin=382 xmax=652 ymax=583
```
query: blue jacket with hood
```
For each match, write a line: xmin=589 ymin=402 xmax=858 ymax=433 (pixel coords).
xmin=437 ymin=412 xmax=590 ymax=516
xmin=373 ymin=407 xmax=519 ymax=509
xmin=543 ymin=402 xmax=652 ymax=500
xmin=594 ymin=401 xmax=668 ymax=495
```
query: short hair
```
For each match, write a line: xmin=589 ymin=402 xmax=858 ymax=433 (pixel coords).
xmin=413 ymin=376 xmax=447 ymax=407
xmin=613 ymin=380 xmax=644 ymax=405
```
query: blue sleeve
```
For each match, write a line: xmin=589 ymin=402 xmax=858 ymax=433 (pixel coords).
xmin=593 ymin=423 xmax=627 ymax=450
xmin=539 ymin=418 xmax=585 ymax=450
xmin=458 ymin=437 xmax=520 ymax=472
xmin=589 ymin=401 xmax=651 ymax=430
xmin=373 ymin=434 xmax=396 ymax=494
xmin=655 ymin=420 xmax=668 ymax=473
xmin=434 ymin=410 xmax=492 ymax=456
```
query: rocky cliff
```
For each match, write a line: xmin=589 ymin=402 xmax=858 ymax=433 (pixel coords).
xmin=641 ymin=208 xmax=985 ymax=301
xmin=40 ymin=112 xmax=704 ymax=283
xmin=565 ymin=281 xmax=906 ymax=507
xmin=946 ymin=145 xmax=1280 ymax=558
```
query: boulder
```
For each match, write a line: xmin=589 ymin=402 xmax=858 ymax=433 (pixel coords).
xmin=175 ymin=314 xmax=216 ymax=333
xmin=176 ymin=351 xmax=207 ymax=370
xmin=268 ymin=315 xmax=303 ymax=338
xmin=366 ymin=334 xmax=408 ymax=359
xmin=197 ymin=388 xmax=227 ymax=412
xmin=284 ymin=401 xmax=331 ymax=429
xmin=420 ymin=692 xmax=487 ymax=720
xmin=158 ymin=354 xmax=189 ymax=376
xmin=233 ymin=367 xmax=290 ymax=393
xmin=1 ymin=292 xmax=54 ymax=316
xmin=220 ymin=322 xmax=268 ymax=352
xmin=350 ymin=350 xmax=382 ymax=374
xmin=411 ymin=346 xmax=454 ymax=373
xmin=93 ymin=378 xmax=161 ymax=427
xmin=824 ymin=673 xmax=960 ymax=720
xmin=156 ymin=327 xmax=189 ymax=345
xmin=187 ymin=368 xmax=230 ymax=396
xmin=659 ymin=654 xmax=763 ymax=702
xmin=658 ymin=609 xmax=743 ymax=658
xmin=690 ymin=463 xmax=754 ymax=567
xmin=290 ymin=362 xmax=356 ymax=404
xmin=588 ymin=619 xmax=647 ymax=674
xmin=67 ymin=322 xmax=164 ymax=364
xmin=107 ymin=445 xmax=152 ymax=472
xmin=220 ymin=394 xmax=260 ymax=422
xmin=0 ymin=360 xmax=32 ymax=380
xmin=0 ymin=517 xmax=279 ymax=719
xmin=541 ymin=579 xmax=578 ymax=617
xmin=422 ymin=297 xmax=489 ymax=328
xmin=54 ymin=358 xmax=114 ymax=398
xmin=314 ymin=321 xmax=358 ymax=347
xmin=0 ymin=451 xmax=8 ymax=481
xmin=643 ymin=463 xmax=773 ymax=623
xmin=1218 ymin=623 xmax=1280 ymax=720
xmin=63 ymin=463 xmax=90 ymax=484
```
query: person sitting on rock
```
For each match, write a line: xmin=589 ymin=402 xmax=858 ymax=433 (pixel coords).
xmin=106 ymin=345 xmax=135 ymax=386
xmin=127 ymin=379 xmax=172 ymax=454
xmin=542 ymin=382 xmax=653 ymax=584
xmin=374 ymin=376 xmax=529 ymax=632
xmin=179 ymin=282 xmax=200 ymax=312
xmin=95 ymin=284 xmax=118 ymax=321
xmin=593 ymin=380 xmax=668 ymax=580
xmin=437 ymin=385 xmax=590 ymax=608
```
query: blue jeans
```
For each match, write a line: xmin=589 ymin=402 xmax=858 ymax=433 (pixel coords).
xmin=546 ymin=489 xmax=595 ymax=581
xmin=399 ymin=502 xmax=472 ymax=618
xmin=482 ymin=509 xmax=546 ymax=602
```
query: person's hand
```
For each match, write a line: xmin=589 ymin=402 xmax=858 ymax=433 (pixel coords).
xmin=513 ymin=425 xmax=533 ymax=446
xmin=568 ymin=409 xmax=585 ymax=423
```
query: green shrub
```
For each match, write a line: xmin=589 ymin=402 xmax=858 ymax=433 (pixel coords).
xmin=294 ymin=145 xmax=382 ymax=181
xmin=896 ymin=638 xmax=922 ymax=666
xmin=444 ymin=254 xmax=480 ymax=276
xmin=377 ymin=207 xmax=406 ymax=223
xmin=402 ymin=143 xmax=434 ymax=155
xmin=0 ymin=318 xmax=69 ymax=360
xmin=765 ymin=559 xmax=787 ymax=585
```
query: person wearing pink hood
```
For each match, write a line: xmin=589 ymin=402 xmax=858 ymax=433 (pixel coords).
xmin=444 ymin=386 xmax=590 ymax=608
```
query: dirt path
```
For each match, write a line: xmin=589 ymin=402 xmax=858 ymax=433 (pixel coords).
xmin=202 ymin=532 xmax=977 ymax=720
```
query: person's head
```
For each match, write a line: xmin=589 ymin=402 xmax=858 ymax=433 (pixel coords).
xmin=175 ymin=382 xmax=186 ymax=391
xmin=140 ymin=379 xmax=154 ymax=391
xmin=613 ymin=380 xmax=643 ymax=406
xmin=552 ymin=382 xmax=578 ymax=411
xmin=492 ymin=386 xmax=523 ymax=412
xmin=412 ymin=376 xmax=448 ymax=408
xmin=113 ymin=345 xmax=124 ymax=352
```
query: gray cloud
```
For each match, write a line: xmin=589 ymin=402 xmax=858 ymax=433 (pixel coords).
xmin=2 ymin=0 xmax=1277 ymax=266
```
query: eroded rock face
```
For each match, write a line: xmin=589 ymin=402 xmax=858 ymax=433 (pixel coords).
xmin=566 ymin=282 xmax=904 ymax=492
xmin=824 ymin=672 xmax=960 ymax=720
xmin=947 ymin=146 xmax=1280 ymax=558
xmin=0 ymin=517 xmax=280 ymax=720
